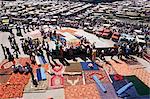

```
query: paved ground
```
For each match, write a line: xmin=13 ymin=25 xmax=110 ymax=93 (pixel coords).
xmin=0 ymin=27 xmax=150 ymax=99
xmin=69 ymin=28 xmax=115 ymax=48
xmin=23 ymin=88 xmax=64 ymax=99
xmin=0 ymin=28 xmax=28 ymax=62
xmin=132 ymin=55 xmax=150 ymax=72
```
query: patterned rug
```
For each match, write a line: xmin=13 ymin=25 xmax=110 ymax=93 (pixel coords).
xmin=24 ymin=78 xmax=48 ymax=93
xmin=0 ymin=67 xmax=12 ymax=83
xmin=64 ymin=75 xmax=83 ymax=86
xmin=49 ymin=75 xmax=64 ymax=89
xmin=64 ymin=63 xmax=82 ymax=75
xmin=121 ymin=58 xmax=141 ymax=66
xmin=0 ymin=57 xmax=31 ymax=98
xmin=59 ymin=29 xmax=77 ymax=34
xmin=64 ymin=83 xmax=101 ymax=99
xmin=32 ymin=64 xmax=50 ymax=74
xmin=81 ymin=62 xmax=99 ymax=71
xmin=51 ymin=64 xmax=65 ymax=75
xmin=84 ymin=71 xmax=109 ymax=84
xmin=0 ymin=59 xmax=13 ymax=69
xmin=95 ymin=61 xmax=115 ymax=75
xmin=84 ymin=69 xmax=110 ymax=84
xmin=0 ymin=73 xmax=30 ymax=98
xmin=109 ymin=60 xmax=132 ymax=76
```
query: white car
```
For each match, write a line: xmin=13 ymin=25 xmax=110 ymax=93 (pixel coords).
xmin=136 ymin=35 xmax=146 ymax=44
xmin=118 ymin=33 xmax=135 ymax=42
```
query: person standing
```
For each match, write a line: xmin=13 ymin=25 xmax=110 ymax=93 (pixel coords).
xmin=23 ymin=24 xmax=26 ymax=34
xmin=8 ymin=35 xmax=12 ymax=46
xmin=46 ymin=49 xmax=51 ymax=63
xmin=26 ymin=62 xmax=38 ymax=87
xmin=1 ymin=44 xmax=7 ymax=59
xmin=59 ymin=46 xmax=70 ymax=66
xmin=138 ymin=45 xmax=143 ymax=58
xmin=118 ymin=46 xmax=123 ymax=59
xmin=16 ymin=24 xmax=23 ymax=37
xmin=6 ymin=47 xmax=14 ymax=62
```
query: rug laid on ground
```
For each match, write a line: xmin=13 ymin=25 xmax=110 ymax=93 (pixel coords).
xmin=125 ymin=75 xmax=150 ymax=96
xmin=0 ymin=57 xmax=31 ymax=98
xmin=64 ymin=75 xmax=83 ymax=86
xmin=64 ymin=83 xmax=101 ymax=99
xmin=24 ymin=78 xmax=48 ymax=93
xmin=49 ymin=75 xmax=64 ymax=89
xmin=64 ymin=63 xmax=82 ymax=75
xmin=97 ymin=83 xmax=118 ymax=99
xmin=51 ymin=64 xmax=65 ymax=75
xmin=0 ymin=59 xmax=13 ymax=69
xmin=31 ymin=64 xmax=49 ymax=74
xmin=110 ymin=75 xmax=141 ymax=98
xmin=80 ymin=62 xmax=99 ymax=70
xmin=109 ymin=60 xmax=132 ymax=76
xmin=84 ymin=70 xmax=110 ymax=84
xmin=110 ymin=75 xmax=128 ymax=91
xmin=0 ymin=67 xmax=12 ymax=83
xmin=95 ymin=60 xmax=115 ymax=75
xmin=121 ymin=58 xmax=141 ymax=66
xmin=59 ymin=28 xmax=77 ymax=34
xmin=0 ymin=73 xmax=30 ymax=98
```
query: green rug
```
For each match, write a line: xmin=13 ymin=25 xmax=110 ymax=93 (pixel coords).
xmin=125 ymin=75 xmax=150 ymax=96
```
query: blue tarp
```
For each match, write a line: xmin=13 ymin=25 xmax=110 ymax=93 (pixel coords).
xmin=40 ymin=67 xmax=46 ymax=80
xmin=36 ymin=68 xmax=42 ymax=81
xmin=80 ymin=62 xmax=99 ymax=70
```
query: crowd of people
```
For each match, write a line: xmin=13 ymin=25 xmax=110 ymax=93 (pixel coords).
xmin=1 ymin=33 xmax=20 ymax=62
xmin=0 ymin=0 xmax=149 ymax=69
xmin=0 ymin=17 xmax=149 ymax=67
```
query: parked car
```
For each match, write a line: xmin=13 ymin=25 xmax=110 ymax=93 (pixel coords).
xmin=101 ymin=28 xmax=112 ymax=39
xmin=84 ymin=26 xmax=94 ymax=33
xmin=96 ymin=27 xmax=104 ymax=37
xmin=111 ymin=32 xmax=120 ymax=42
xmin=118 ymin=33 xmax=135 ymax=45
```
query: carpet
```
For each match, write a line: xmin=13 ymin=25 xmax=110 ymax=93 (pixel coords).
xmin=0 ymin=58 xmax=31 ymax=99
xmin=59 ymin=29 xmax=77 ymax=34
xmin=0 ymin=67 xmax=12 ymax=83
xmin=110 ymin=75 xmax=128 ymax=91
xmin=81 ymin=62 xmax=99 ymax=70
xmin=106 ymin=75 xmax=150 ymax=99
xmin=64 ymin=83 xmax=101 ymax=99
xmin=97 ymin=83 xmax=118 ymax=99
xmin=0 ymin=73 xmax=30 ymax=98
xmin=125 ymin=75 xmax=150 ymax=96
xmin=51 ymin=64 xmax=65 ymax=75
xmin=95 ymin=61 xmax=115 ymax=75
xmin=121 ymin=58 xmax=141 ymax=66
xmin=64 ymin=63 xmax=82 ymax=75
xmin=64 ymin=75 xmax=83 ymax=86
xmin=49 ymin=75 xmax=64 ymax=89
xmin=84 ymin=70 xmax=110 ymax=84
